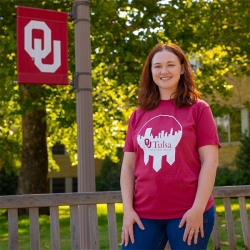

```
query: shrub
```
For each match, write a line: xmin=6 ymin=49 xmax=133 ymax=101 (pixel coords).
xmin=96 ymin=148 xmax=123 ymax=191
xmin=0 ymin=168 xmax=18 ymax=195
xmin=215 ymin=166 xmax=236 ymax=186
xmin=234 ymin=134 xmax=250 ymax=185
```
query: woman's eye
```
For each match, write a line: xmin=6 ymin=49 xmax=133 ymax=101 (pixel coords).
xmin=168 ymin=64 xmax=174 ymax=67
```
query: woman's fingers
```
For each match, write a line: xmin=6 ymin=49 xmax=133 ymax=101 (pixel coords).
xmin=120 ymin=225 xmax=134 ymax=246
xmin=121 ymin=215 xmax=145 ymax=246
xmin=134 ymin=217 xmax=145 ymax=230
xmin=186 ymin=228 xmax=202 ymax=245
xmin=193 ymin=229 xmax=200 ymax=244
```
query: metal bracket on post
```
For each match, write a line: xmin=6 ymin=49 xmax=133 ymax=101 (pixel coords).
xmin=70 ymin=72 xmax=92 ymax=93
xmin=68 ymin=2 xmax=90 ymax=23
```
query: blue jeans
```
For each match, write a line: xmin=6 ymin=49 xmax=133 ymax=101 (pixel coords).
xmin=122 ymin=206 xmax=214 ymax=250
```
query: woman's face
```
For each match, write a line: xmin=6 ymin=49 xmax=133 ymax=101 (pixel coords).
xmin=151 ymin=50 xmax=184 ymax=100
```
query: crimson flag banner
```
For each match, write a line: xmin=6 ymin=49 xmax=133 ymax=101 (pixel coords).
xmin=17 ymin=6 xmax=68 ymax=85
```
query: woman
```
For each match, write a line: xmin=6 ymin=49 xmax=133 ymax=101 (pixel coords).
xmin=120 ymin=43 xmax=220 ymax=249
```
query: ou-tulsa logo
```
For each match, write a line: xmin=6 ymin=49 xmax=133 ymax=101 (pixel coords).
xmin=24 ymin=20 xmax=61 ymax=73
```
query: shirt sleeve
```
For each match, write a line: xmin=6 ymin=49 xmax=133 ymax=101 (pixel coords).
xmin=196 ymin=105 xmax=221 ymax=149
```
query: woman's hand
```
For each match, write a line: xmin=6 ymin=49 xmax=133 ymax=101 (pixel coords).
xmin=178 ymin=207 xmax=204 ymax=246
xmin=121 ymin=209 xmax=145 ymax=246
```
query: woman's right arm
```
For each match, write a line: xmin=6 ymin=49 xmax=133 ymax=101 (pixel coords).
xmin=120 ymin=152 xmax=145 ymax=246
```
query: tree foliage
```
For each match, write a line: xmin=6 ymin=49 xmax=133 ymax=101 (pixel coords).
xmin=215 ymin=133 xmax=250 ymax=186
xmin=96 ymin=148 xmax=123 ymax=191
xmin=234 ymin=134 xmax=250 ymax=185
xmin=0 ymin=0 xmax=249 ymax=185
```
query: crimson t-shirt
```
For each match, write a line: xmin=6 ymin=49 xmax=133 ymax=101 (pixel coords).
xmin=123 ymin=99 xmax=221 ymax=219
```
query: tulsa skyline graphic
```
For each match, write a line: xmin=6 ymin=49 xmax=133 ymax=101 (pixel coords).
xmin=137 ymin=115 xmax=182 ymax=172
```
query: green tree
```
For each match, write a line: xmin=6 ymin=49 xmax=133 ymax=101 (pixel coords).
xmin=16 ymin=85 xmax=49 ymax=196
xmin=0 ymin=0 xmax=74 ymax=200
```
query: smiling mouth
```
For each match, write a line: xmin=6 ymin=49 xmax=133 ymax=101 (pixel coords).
xmin=160 ymin=77 xmax=172 ymax=80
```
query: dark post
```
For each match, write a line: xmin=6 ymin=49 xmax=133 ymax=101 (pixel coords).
xmin=73 ymin=0 xmax=95 ymax=248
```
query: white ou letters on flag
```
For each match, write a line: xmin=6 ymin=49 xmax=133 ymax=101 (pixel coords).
xmin=17 ymin=6 xmax=68 ymax=85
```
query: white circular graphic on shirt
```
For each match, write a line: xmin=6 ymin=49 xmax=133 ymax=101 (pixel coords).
xmin=137 ymin=115 xmax=182 ymax=172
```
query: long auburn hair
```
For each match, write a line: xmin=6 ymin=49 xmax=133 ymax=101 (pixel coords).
xmin=138 ymin=43 xmax=201 ymax=110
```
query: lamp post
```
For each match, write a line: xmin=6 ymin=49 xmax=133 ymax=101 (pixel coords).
xmin=72 ymin=0 xmax=95 ymax=248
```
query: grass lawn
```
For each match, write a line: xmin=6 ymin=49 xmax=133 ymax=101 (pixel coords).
xmin=0 ymin=199 xmax=249 ymax=250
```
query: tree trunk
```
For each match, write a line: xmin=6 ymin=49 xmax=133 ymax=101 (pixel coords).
xmin=17 ymin=85 xmax=49 ymax=214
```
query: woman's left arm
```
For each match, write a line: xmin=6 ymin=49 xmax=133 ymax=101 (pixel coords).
xmin=179 ymin=144 xmax=219 ymax=245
